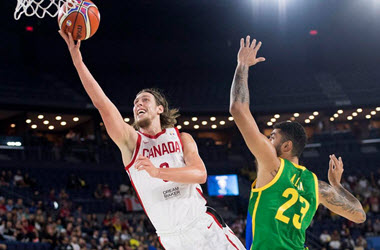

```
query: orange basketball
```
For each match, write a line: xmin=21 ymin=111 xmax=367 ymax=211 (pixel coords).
xmin=58 ymin=0 xmax=100 ymax=41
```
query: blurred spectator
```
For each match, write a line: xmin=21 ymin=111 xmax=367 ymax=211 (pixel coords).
xmin=103 ymin=184 xmax=112 ymax=199
xmin=119 ymin=184 xmax=129 ymax=196
xmin=14 ymin=170 xmax=25 ymax=187
xmin=320 ymin=229 xmax=331 ymax=248
xmin=373 ymin=219 xmax=380 ymax=234
xmin=65 ymin=130 xmax=78 ymax=141
xmin=94 ymin=184 xmax=104 ymax=199
xmin=113 ymin=191 xmax=124 ymax=210
xmin=59 ymin=189 xmax=69 ymax=201
xmin=23 ymin=173 xmax=37 ymax=188
xmin=5 ymin=199 xmax=13 ymax=212
xmin=355 ymin=235 xmax=367 ymax=250
xmin=0 ymin=197 xmax=6 ymax=214
xmin=329 ymin=230 xmax=341 ymax=250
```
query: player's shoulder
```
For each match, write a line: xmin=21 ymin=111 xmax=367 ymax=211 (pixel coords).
xmin=178 ymin=132 xmax=194 ymax=142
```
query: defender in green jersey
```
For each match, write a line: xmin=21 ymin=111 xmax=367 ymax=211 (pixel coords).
xmin=229 ymin=35 xmax=366 ymax=250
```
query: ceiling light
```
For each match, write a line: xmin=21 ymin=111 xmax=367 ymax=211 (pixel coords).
xmin=211 ymin=125 xmax=217 ymax=129
xmin=305 ymin=119 xmax=310 ymax=124
xmin=337 ymin=110 xmax=343 ymax=114
xmin=202 ymin=121 xmax=207 ymax=125
xmin=270 ymin=118 xmax=276 ymax=122
xmin=31 ymin=125 xmax=37 ymax=129
xmin=219 ymin=121 xmax=225 ymax=125
xmin=48 ymin=125 xmax=54 ymax=130
xmin=38 ymin=115 xmax=44 ymax=119
xmin=184 ymin=121 xmax=190 ymax=125
xmin=333 ymin=114 xmax=339 ymax=118
xmin=61 ymin=121 xmax=67 ymax=126
xmin=347 ymin=116 xmax=353 ymax=120
xmin=352 ymin=112 xmax=358 ymax=117
xmin=357 ymin=108 xmax=363 ymax=113
xmin=228 ymin=117 xmax=234 ymax=121
xmin=313 ymin=111 xmax=319 ymax=116
xmin=309 ymin=115 xmax=315 ymax=120
xmin=192 ymin=117 xmax=198 ymax=121
xmin=210 ymin=117 xmax=216 ymax=121
xmin=267 ymin=122 xmax=273 ymax=126
xmin=371 ymin=111 xmax=376 ymax=115
xmin=26 ymin=119 xmax=31 ymax=124
xmin=274 ymin=114 xmax=280 ymax=119
xmin=294 ymin=113 xmax=299 ymax=117
xmin=194 ymin=125 xmax=199 ymax=129
xmin=55 ymin=116 xmax=62 ymax=120
xmin=124 ymin=118 xmax=130 ymax=122
xmin=366 ymin=115 xmax=371 ymax=119
xmin=73 ymin=117 xmax=79 ymax=122
xmin=177 ymin=125 xmax=182 ymax=130
xmin=330 ymin=117 xmax=334 ymax=121
xmin=43 ymin=120 xmax=49 ymax=125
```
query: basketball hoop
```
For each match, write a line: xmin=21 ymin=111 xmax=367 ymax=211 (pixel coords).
xmin=14 ymin=0 xmax=78 ymax=20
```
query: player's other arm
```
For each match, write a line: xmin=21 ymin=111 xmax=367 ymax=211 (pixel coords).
xmin=59 ymin=31 xmax=136 ymax=151
xmin=229 ymin=36 xmax=279 ymax=171
xmin=318 ymin=155 xmax=366 ymax=224
xmin=135 ymin=133 xmax=207 ymax=184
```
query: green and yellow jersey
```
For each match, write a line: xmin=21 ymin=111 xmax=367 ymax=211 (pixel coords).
xmin=245 ymin=158 xmax=319 ymax=250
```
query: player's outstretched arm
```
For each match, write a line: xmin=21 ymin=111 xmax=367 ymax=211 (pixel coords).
xmin=135 ymin=133 xmax=207 ymax=184
xmin=318 ymin=155 xmax=366 ymax=224
xmin=229 ymin=36 xmax=279 ymax=172
xmin=59 ymin=31 xmax=136 ymax=151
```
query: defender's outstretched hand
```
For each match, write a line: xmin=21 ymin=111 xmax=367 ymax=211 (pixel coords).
xmin=328 ymin=154 xmax=344 ymax=187
xmin=238 ymin=35 xmax=266 ymax=66
xmin=59 ymin=30 xmax=83 ymax=65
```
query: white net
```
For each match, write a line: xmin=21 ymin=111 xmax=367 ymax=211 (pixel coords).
xmin=14 ymin=0 xmax=78 ymax=20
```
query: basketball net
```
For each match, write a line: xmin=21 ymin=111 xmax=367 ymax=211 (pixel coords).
xmin=14 ymin=0 xmax=78 ymax=20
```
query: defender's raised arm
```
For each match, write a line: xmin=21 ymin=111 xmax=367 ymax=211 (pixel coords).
xmin=229 ymin=36 xmax=279 ymax=181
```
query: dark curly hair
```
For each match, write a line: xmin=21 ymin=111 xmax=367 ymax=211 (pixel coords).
xmin=273 ymin=121 xmax=307 ymax=158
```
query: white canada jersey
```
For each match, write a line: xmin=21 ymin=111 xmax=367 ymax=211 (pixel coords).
xmin=125 ymin=127 xmax=207 ymax=233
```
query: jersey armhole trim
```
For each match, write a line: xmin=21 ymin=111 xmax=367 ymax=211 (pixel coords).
xmin=251 ymin=158 xmax=285 ymax=193
xmin=251 ymin=191 xmax=262 ymax=243
xmin=174 ymin=127 xmax=184 ymax=151
xmin=312 ymin=173 xmax=319 ymax=210
xmin=196 ymin=187 xmax=207 ymax=204
xmin=125 ymin=133 xmax=142 ymax=171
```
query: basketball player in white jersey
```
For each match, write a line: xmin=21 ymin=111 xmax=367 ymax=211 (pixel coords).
xmin=59 ymin=31 xmax=245 ymax=249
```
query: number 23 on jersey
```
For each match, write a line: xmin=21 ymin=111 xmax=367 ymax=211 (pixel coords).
xmin=275 ymin=187 xmax=310 ymax=229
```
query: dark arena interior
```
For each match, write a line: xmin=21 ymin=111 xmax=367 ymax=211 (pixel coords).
xmin=0 ymin=0 xmax=380 ymax=249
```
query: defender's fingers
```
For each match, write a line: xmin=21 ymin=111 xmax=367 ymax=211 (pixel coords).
xmin=246 ymin=35 xmax=250 ymax=47
xmin=240 ymin=38 xmax=244 ymax=48
xmin=250 ymin=39 xmax=256 ymax=49
xmin=331 ymin=155 xmax=341 ymax=169
xmin=257 ymin=57 xmax=266 ymax=62
xmin=255 ymin=41 xmax=263 ymax=51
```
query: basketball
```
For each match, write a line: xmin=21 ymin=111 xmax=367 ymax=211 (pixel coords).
xmin=58 ymin=0 xmax=100 ymax=41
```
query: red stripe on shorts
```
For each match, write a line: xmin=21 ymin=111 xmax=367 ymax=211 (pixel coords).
xmin=225 ymin=234 xmax=239 ymax=250
xmin=158 ymin=236 xmax=166 ymax=250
